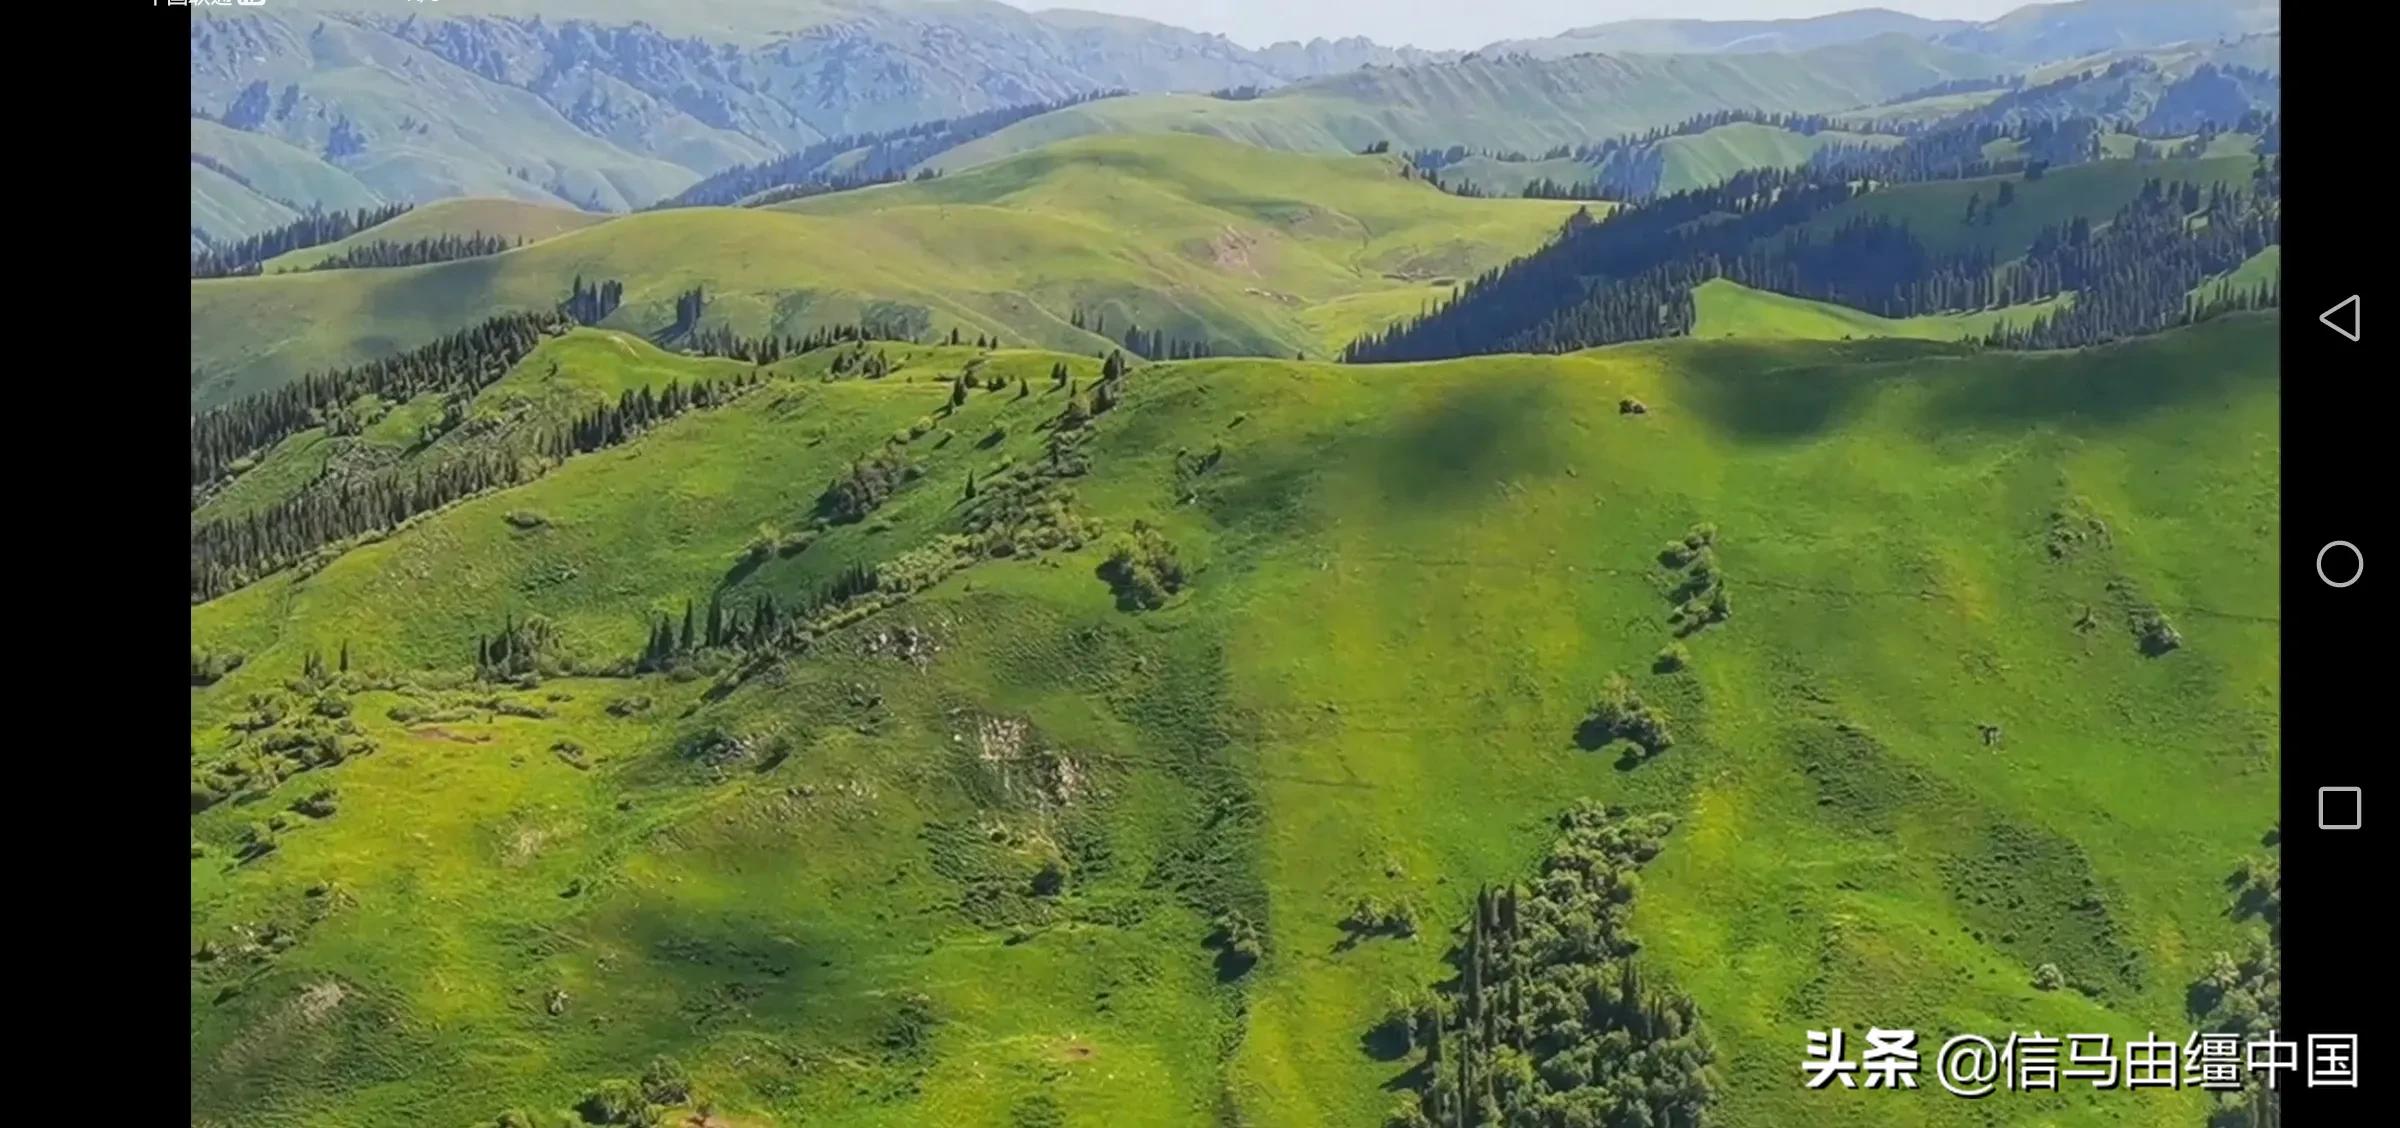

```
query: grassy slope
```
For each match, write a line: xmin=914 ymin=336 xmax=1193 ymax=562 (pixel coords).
xmin=1440 ymin=124 xmax=1903 ymax=199
xmin=1798 ymin=154 xmax=2262 ymax=258
xmin=927 ymin=42 xmax=2003 ymax=173
xmin=260 ymin=199 xmax=611 ymax=273
xmin=192 ymin=118 xmax=384 ymax=224
xmin=1649 ymin=123 xmax=1903 ymax=194
xmin=192 ymin=163 xmax=298 ymax=251
xmin=193 ymin=316 xmax=2279 ymax=1128
xmin=193 ymin=331 xmax=756 ymax=526
xmin=2192 ymin=246 xmax=2280 ymax=306
xmin=188 ymin=134 xmax=1581 ymax=411
xmin=1690 ymin=278 xmax=2068 ymax=341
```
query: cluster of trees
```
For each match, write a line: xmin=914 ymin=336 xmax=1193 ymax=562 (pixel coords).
xmin=679 ymin=323 xmax=919 ymax=366
xmin=1883 ymin=73 xmax=2024 ymax=104
xmin=1210 ymin=84 xmax=1268 ymax=101
xmin=190 ymin=203 xmax=413 ymax=278
xmin=1097 ymin=520 xmax=1186 ymax=610
xmin=192 ymin=310 xmax=570 ymax=488
xmin=668 ymin=286 xmax=706 ymax=337
xmin=1119 ymin=322 xmax=1214 ymax=361
xmin=1064 ymin=309 xmax=1215 ymax=360
xmin=305 ymin=232 xmax=520 ymax=272
xmin=1577 ymin=674 xmax=1674 ymax=760
xmin=746 ymin=168 xmax=912 ymax=207
xmin=192 ymin=369 xmax=761 ymax=601
xmin=1377 ymin=803 xmax=1715 ymax=1128
xmin=626 ymin=364 xmax=1109 ymax=676
xmin=1346 ymin=166 xmax=1860 ymax=360
xmin=474 ymin=614 xmax=563 ymax=681
xmin=1408 ymin=109 xmax=1914 ymax=180
xmin=635 ymin=562 xmax=878 ymax=673
xmin=817 ymin=450 xmax=919 ymax=524
xmin=656 ymin=91 xmax=1125 ymax=208
xmin=561 ymin=275 xmax=625 ymax=325
xmin=1517 ymin=177 xmax=1609 ymax=201
xmin=1348 ymin=148 xmax=2280 ymax=360
xmin=2188 ymin=844 xmax=2280 ymax=1127
xmin=549 ymin=373 xmax=760 ymax=457
xmin=489 ymin=1055 xmax=696 ymax=1127
xmin=1982 ymin=169 xmax=2280 ymax=349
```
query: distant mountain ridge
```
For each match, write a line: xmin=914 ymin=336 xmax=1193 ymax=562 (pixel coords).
xmin=1480 ymin=8 xmax=1971 ymax=59
xmin=186 ymin=0 xmax=1451 ymax=243
xmin=188 ymin=0 xmax=2282 ymax=247
xmin=1480 ymin=0 xmax=2279 ymax=62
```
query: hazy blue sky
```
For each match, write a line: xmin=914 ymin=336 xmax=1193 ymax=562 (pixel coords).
xmin=1007 ymin=1 xmax=2031 ymax=50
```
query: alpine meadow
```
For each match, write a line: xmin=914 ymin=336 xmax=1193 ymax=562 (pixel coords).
xmin=188 ymin=3 xmax=2288 ymax=1128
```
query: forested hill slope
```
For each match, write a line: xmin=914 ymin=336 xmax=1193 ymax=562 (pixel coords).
xmin=918 ymin=37 xmax=2012 ymax=173
xmin=191 ymin=315 xmax=2280 ymax=1128
xmin=1348 ymin=152 xmax=2278 ymax=361
xmin=188 ymin=134 xmax=1583 ymax=410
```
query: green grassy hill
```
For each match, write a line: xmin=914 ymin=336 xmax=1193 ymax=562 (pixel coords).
xmin=189 ymin=134 xmax=1582 ymax=411
xmin=925 ymin=40 xmax=2005 ymax=174
xmin=1794 ymin=154 xmax=2262 ymax=259
xmin=192 ymin=315 xmax=2279 ymax=1128
xmin=1437 ymin=122 xmax=1904 ymax=199
xmin=259 ymin=199 xmax=611 ymax=273
xmin=1690 ymin=278 xmax=2067 ymax=340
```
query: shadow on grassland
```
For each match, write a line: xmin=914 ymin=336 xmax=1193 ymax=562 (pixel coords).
xmin=1918 ymin=312 xmax=2279 ymax=432
xmin=1664 ymin=315 xmax=2277 ymax=441
xmin=1664 ymin=339 xmax=1944 ymax=441
xmin=1364 ymin=373 xmax=1568 ymax=504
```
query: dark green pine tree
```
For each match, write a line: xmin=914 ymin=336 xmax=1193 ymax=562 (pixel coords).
xmin=1017 ymin=376 xmax=1030 ymax=398
xmin=679 ymin=601 xmax=696 ymax=653
xmin=1103 ymin=349 xmax=1126 ymax=380
xmin=964 ymin=470 xmax=977 ymax=500
xmin=338 ymin=640 xmax=351 ymax=673
xmin=951 ymin=375 xmax=970 ymax=408
xmin=706 ymin=593 xmax=726 ymax=649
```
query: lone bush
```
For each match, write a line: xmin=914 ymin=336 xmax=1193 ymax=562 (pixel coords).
xmin=1579 ymin=674 xmax=1674 ymax=757
xmin=1654 ymin=643 xmax=1690 ymax=673
xmin=2033 ymin=962 xmax=2066 ymax=991
xmin=638 ymin=1055 xmax=692 ymax=1105
xmin=1098 ymin=521 xmax=1187 ymax=611
xmin=577 ymin=1080 xmax=657 ymax=1126
xmin=2137 ymin=611 xmax=2182 ymax=656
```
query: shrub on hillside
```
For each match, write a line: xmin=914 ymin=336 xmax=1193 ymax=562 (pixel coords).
xmin=2033 ymin=962 xmax=2066 ymax=991
xmin=638 ymin=1055 xmax=692 ymax=1105
xmin=1098 ymin=521 xmax=1187 ymax=611
xmin=576 ymin=1079 xmax=658 ymax=1126
xmin=190 ymin=646 xmax=246 ymax=686
xmin=1209 ymin=910 xmax=1263 ymax=979
xmin=1579 ymin=674 xmax=1674 ymax=757
xmin=2137 ymin=610 xmax=2182 ymax=656
xmin=1654 ymin=643 xmax=1690 ymax=673
xmin=293 ymin=787 xmax=339 ymax=818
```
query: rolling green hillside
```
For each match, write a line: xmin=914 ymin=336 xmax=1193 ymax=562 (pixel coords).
xmin=924 ymin=40 xmax=2007 ymax=174
xmin=191 ymin=118 xmax=387 ymax=247
xmin=192 ymin=315 xmax=2279 ymax=1128
xmin=1794 ymin=153 xmax=2262 ymax=259
xmin=188 ymin=135 xmax=1583 ymax=411
xmin=1690 ymin=278 xmax=2068 ymax=340
xmin=259 ymin=199 xmax=610 ymax=273
xmin=1436 ymin=122 xmax=1904 ymax=199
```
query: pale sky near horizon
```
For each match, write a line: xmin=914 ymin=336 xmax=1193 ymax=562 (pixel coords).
xmin=1004 ymin=1 xmax=2036 ymax=51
